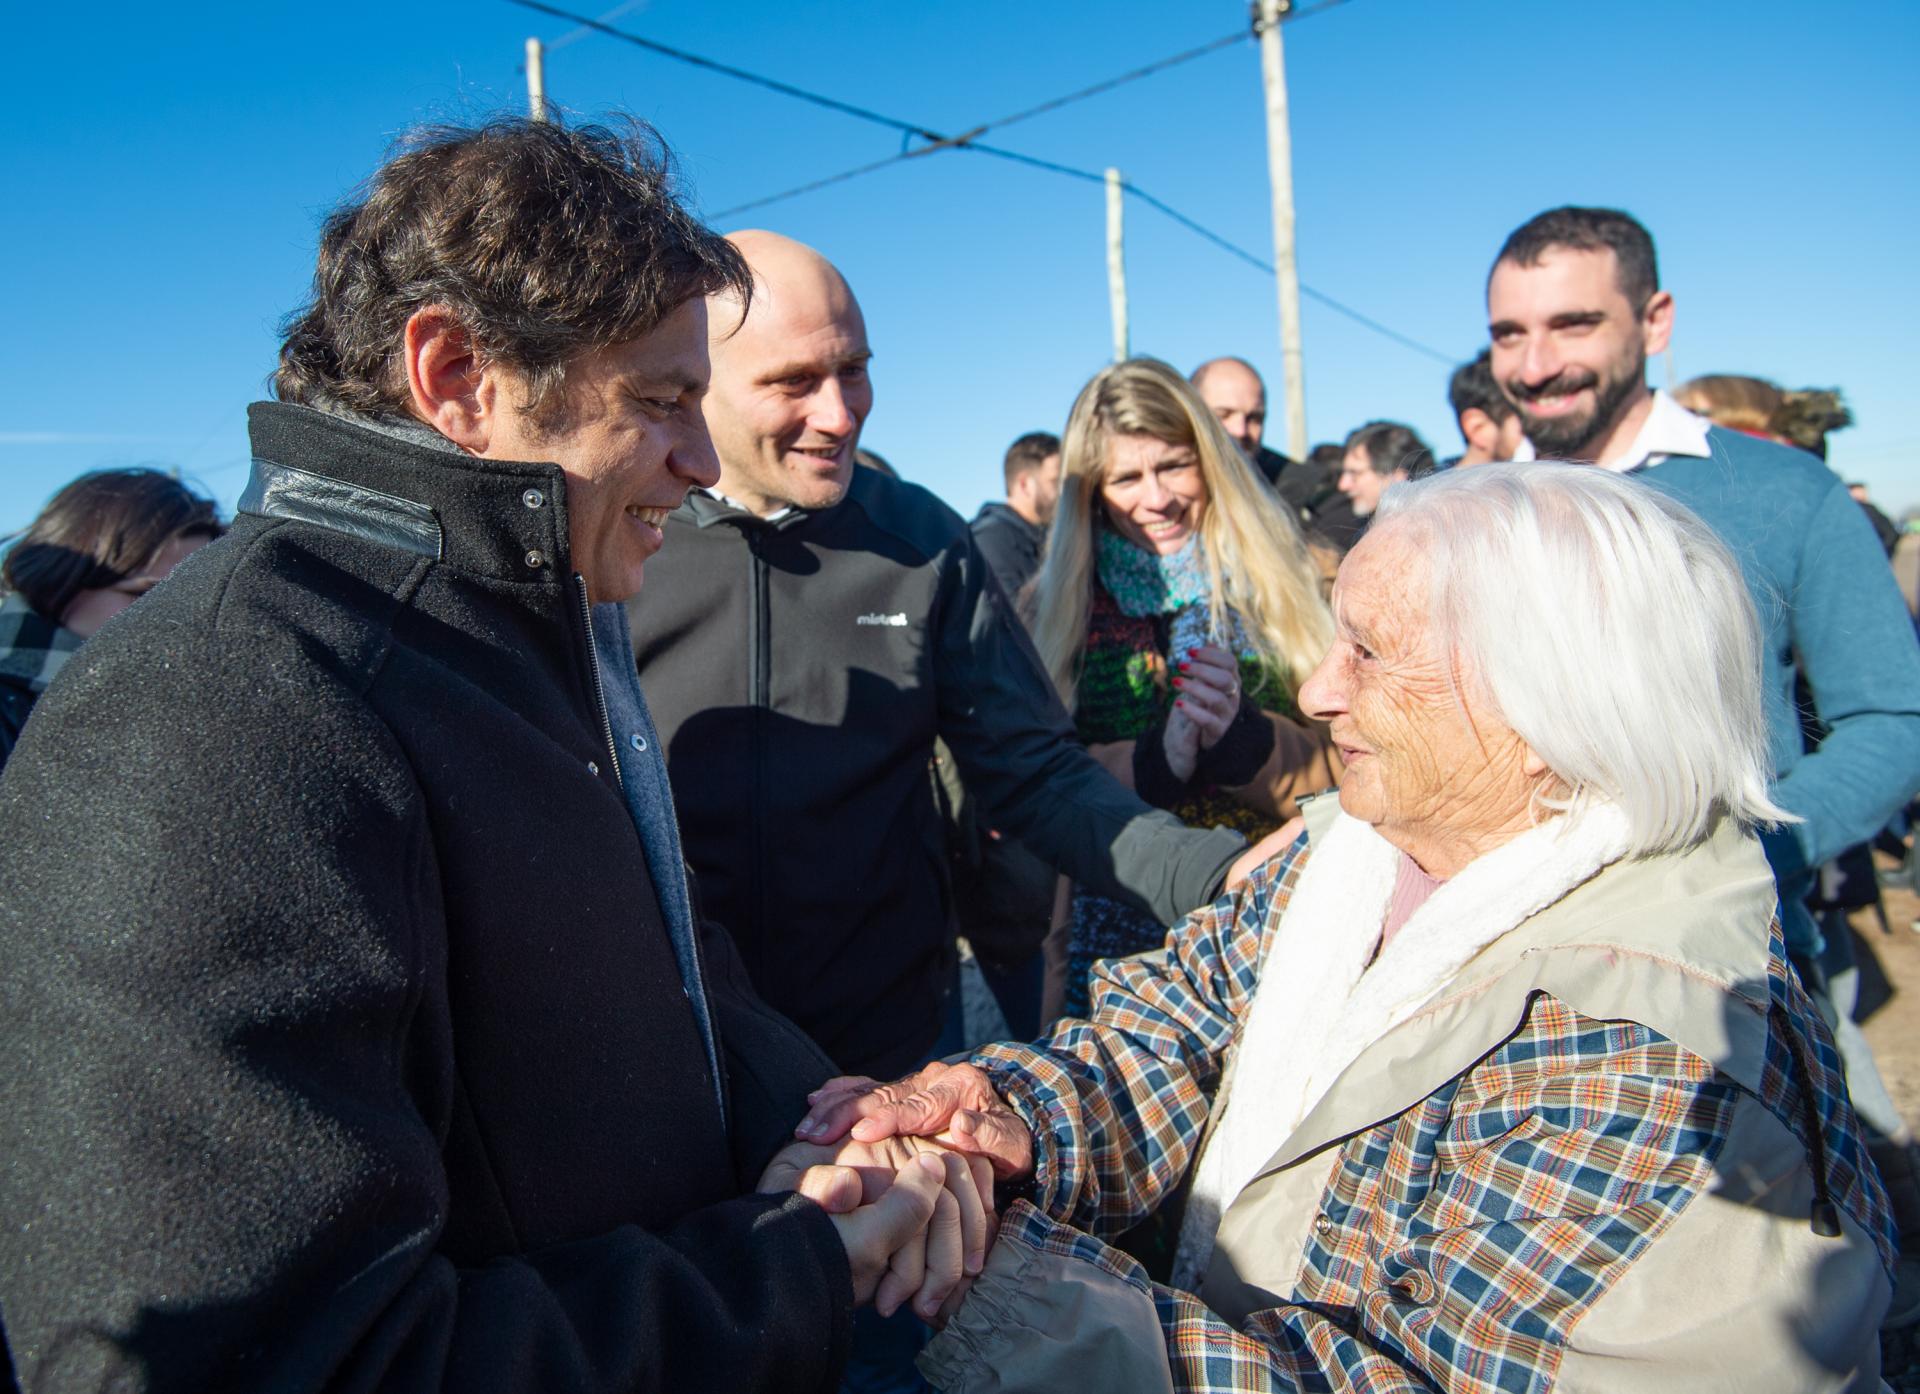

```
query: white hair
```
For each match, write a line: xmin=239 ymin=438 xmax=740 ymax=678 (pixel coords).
xmin=1369 ymin=462 xmax=1792 ymax=856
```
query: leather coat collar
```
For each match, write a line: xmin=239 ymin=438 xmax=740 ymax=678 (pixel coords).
xmin=242 ymin=401 xmax=573 ymax=585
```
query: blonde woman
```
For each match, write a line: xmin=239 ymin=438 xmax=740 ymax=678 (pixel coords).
xmin=1027 ymin=357 xmax=1337 ymax=1015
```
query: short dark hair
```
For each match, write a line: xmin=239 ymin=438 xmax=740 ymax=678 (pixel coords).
xmin=2 ymin=469 xmax=222 ymax=623
xmin=1344 ymin=421 xmax=1435 ymax=480
xmin=1306 ymin=442 xmax=1346 ymax=472
xmin=1492 ymin=206 xmax=1659 ymax=312
xmin=1003 ymin=431 xmax=1061 ymax=491
xmin=1448 ymin=350 xmax=1515 ymax=423
xmin=275 ymin=116 xmax=751 ymax=428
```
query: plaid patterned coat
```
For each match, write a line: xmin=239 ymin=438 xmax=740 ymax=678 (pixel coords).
xmin=0 ymin=592 xmax=82 ymax=770
xmin=921 ymin=824 xmax=1893 ymax=1394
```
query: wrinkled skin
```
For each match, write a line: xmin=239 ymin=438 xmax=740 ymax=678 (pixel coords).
xmin=1296 ymin=525 xmax=1547 ymax=878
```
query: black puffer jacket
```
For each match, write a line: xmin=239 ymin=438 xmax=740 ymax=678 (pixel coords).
xmin=629 ymin=468 xmax=1245 ymax=1076
xmin=0 ymin=403 xmax=850 ymax=1394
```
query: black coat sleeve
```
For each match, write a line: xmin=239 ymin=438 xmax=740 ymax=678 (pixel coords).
xmin=931 ymin=535 xmax=1246 ymax=927
xmin=0 ymin=631 xmax=851 ymax=1394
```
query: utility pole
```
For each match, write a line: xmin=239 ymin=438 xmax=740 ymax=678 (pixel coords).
xmin=526 ymin=38 xmax=547 ymax=122
xmin=1256 ymin=0 xmax=1307 ymax=458
xmin=1106 ymin=168 xmax=1129 ymax=362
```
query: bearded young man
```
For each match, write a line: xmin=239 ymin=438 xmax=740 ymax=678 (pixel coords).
xmin=1485 ymin=209 xmax=1920 ymax=1275
xmin=0 ymin=119 xmax=983 ymax=1394
xmin=1484 ymin=206 xmax=1920 ymax=976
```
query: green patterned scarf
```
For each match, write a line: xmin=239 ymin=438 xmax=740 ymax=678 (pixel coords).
xmin=1095 ymin=527 xmax=1257 ymax=661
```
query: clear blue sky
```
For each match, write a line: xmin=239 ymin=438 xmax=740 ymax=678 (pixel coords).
xmin=4 ymin=0 xmax=1916 ymax=534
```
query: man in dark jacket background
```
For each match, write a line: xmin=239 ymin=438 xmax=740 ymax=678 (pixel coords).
xmin=0 ymin=118 xmax=972 ymax=1394
xmin=968 ymin=431 xmax=1059 ymax=605
xmin=629 ymin=231 xmax=1288 ymax=1081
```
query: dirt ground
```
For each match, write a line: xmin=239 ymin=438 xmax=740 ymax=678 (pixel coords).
xmin=1854 ymin=849 xmax=1920 ymax=1387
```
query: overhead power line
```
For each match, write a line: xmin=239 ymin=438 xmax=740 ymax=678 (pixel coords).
xmin=705 ymin=23 xmax=1258 ymax=221
xmin=502 ymin=0 xmax=945 ymax=141
xmin=968 ymin=28 xmax=1250 ymax=138
xmin=503 ymin=0 xmax=1448 ymax=365
xmin=545 ymin=0 xmax=645 ymax=52
xmin=718 ymin=124 xmax=989 ymax=219
xmin=964 ymin=148 xmax=1456 ymax=365
xmin=510 ymin=0 xmax=1269 ymax=160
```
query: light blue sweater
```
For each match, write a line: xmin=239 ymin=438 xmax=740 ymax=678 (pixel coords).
xmin=1634 ymin=427 xmax=1920 ymax=953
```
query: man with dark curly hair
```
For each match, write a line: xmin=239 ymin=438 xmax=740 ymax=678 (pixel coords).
xmin=0 ymin=117 xmax=982 ymax=1394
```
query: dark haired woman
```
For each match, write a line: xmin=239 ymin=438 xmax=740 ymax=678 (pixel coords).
xmin=0 ymin=468 xmax=221 ymax=768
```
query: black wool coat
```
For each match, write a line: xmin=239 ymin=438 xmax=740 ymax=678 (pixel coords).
xmin=0 ymin=403 xmax=850 ymax=1393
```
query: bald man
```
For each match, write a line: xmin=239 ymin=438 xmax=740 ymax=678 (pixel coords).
xmin=1190 ymin=356 xmax=1325 ymax=519
xmin=628 ymin=232 xmax=1278 ymax=1080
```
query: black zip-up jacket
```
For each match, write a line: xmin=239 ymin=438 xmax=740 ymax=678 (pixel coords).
xmin=627 ymin=468 xmax=1245 ymax=1076
xmin=968 ymin=501 xmax=1044 ymax=605
xmin=0 ymin=403 xmax=851 ymax=1393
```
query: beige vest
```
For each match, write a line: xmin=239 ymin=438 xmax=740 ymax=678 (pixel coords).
xmin=1202 ymin=820 xmax=1887 ymax=1390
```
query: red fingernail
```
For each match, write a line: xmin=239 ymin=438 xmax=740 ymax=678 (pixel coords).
xmin=1172 ymin=677 xmax=1185 ymax=688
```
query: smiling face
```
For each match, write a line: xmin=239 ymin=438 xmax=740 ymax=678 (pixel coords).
xmin=1297 ymin=526 xmax=1540 ymax=876
xmin=1098 ymin=432 xmax=1209 ymax=555
xmin=480 ymin=297 xmax=719 ymax=604
xmin=702 ymin=232 xmax=872 ymax=517
xmin=1487 ymin=246 xmax=1671 ymax=462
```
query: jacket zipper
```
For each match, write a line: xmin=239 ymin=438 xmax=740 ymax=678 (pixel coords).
xmin=574 ymin=574 xmax=624 ymax=791
xmin=747 ymin=529 xmax=769 ymax=942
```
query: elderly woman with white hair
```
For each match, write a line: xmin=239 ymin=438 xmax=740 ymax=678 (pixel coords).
xmin=797 ymin=463 xmax=1894 ymax=1392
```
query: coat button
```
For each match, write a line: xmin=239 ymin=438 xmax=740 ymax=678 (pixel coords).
xmin=524 ymin=549 xmax=545 ymax=569
xmin=1312 ymin=1215 xmax=1337 ymax=1236
xmin=629 ymin=733 xmax=648 ymax=753
xmin=587 ymin=760 xmax=600 ymax=776
xmin=522 ymin=488 xmax=545 ymax=510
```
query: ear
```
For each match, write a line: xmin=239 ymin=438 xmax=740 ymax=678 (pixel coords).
xmin=402 ymin=306 xmax=496 ymax=453
xmin=1521 ymin=745 xmax=1551 ymax=779
xmin=1460 ymin=408 xmax=1496 ymax=450
xmin=1640 ymin=289 xmax=1675 ymax=358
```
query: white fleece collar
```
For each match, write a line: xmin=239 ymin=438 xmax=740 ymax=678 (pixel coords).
xmin=1172 ymin=802 xmax=1634 ymax=1288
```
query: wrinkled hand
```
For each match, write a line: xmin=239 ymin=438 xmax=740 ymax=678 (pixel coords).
xmin=1224 ymin=816 xmax=1305 ymax=890
xmin=794 ymin=1061 xmax=1035 ymax=1184
xmin=759 ymin=1133 xmax=992 ymax=1319
xmin=1172 ymin=644 xmax=1241 ymax=752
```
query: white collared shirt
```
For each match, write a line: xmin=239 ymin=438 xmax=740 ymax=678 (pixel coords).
xmin=1513 ymin=389 xmax=1712 ymax=473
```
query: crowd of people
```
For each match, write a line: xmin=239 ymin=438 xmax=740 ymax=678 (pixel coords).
xmin=0 ymin=112 xmax=1917 ymax=1393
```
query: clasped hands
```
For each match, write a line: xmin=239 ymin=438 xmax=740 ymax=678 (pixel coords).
xmin=756 ymin=1060 xmax=1034 ymax=1325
